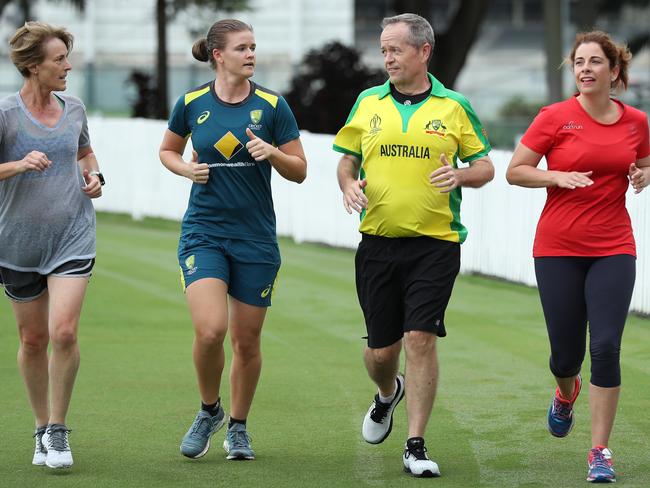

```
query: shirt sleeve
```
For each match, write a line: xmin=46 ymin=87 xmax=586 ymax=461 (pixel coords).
xmin=457 ymin=100 xmax=491 ymax=162
xmin=168 ymin=95 xmax=189 ymax=138
xmin=637 ymin=114 xmax=650 ymax=159
xmin=272 ymin=96 xmax=300 ymax=146
xmin=520 ymin=106 xmax=557 ymax=155
xmin=78 ymin=108 xmax=90 ymax=149
xmin=332 ymin=95 xmax=364 ymax=159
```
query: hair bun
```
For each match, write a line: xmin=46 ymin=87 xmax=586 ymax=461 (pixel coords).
xmin=191 ymin=38 xmax=209 ymax=62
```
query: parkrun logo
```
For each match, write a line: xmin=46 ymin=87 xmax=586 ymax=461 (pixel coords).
xmin=562 ymin=121 xmax=583 ymax=130
xmin=369 ymin=114 xmax=382 ymax=135
xmin=380 ymin=144 xmax=430 ymax=159
xmin=197 ymin=111 xmax=210 ymax=124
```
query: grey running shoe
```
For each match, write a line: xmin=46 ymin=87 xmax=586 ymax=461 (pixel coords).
xmin=32 ymin=426 xmax=47 ymax=466
xmin=223 ymin=422 xmax=255 ymax=460
xmin=180 ymin=407 xmax=226 ymax=459
xmin=44 ymin=424 xmax=73 ymax=469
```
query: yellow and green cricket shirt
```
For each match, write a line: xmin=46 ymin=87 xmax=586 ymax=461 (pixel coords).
xmin=333 ymin=74 xmax=490 ymax=243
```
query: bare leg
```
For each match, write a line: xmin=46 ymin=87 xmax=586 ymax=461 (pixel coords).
xmin=186 ymin=278 xmax=229 ymax=405
xmin=590 ymin=384 xmax=620 ymax=447
xmin=404 ymin=331 xmax=438 ymax=438
xmin=556 ymin=374 xmax=579 ymax=401
xmin=47 ymin=276 xmax=89 ymax=425
xmin=364 ymin=340 xmax=402 ymax=397
xmin=228 ymin=297 xmax=266 ymax=420
xmin=12 ymin=293 xmax=50 ymax=427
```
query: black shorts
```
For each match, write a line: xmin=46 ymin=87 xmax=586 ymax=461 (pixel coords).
xmin=355 ymin=234 xmax=460 ymax=348
xmin=0 ymin=259 xmax=95 ymax=303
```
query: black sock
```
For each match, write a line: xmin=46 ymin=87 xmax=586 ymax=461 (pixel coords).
xmin=228 ymin=417 xmax=246 ymax=429
xmin=407 ymin=437 xmax=425 ymax=450
xmin=201 ymin=398 xmax=221 ymax=417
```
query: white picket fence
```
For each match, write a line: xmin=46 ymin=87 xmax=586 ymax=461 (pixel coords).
xmin=89 ymin=117 xmax=650 ymax=315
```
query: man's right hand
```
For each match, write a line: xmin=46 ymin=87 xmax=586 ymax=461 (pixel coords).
xmin=342 ymin=178 xmax=368 ymax=214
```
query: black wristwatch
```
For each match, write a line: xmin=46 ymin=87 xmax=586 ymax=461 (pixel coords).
xmin=90 ymin=171 xmax=105 ymax=186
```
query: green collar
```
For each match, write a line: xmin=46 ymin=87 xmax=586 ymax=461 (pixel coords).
xmin=377 ymin=73 xmax=447 ymax=99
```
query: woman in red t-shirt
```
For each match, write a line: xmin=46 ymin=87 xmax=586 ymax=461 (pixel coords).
xmin=506 ymin=30 xmax=650 ymax=484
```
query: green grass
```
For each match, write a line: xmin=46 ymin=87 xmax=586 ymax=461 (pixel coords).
xmin=1 ymin=213 xmax=649 ymax=487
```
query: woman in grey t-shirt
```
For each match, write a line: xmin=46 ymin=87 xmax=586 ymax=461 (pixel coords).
xmin=0 ymin=22 xmax=103 ymax=469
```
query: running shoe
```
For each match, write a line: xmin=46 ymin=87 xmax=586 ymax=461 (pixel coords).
xmin=32 ymin=426 xmax=47 ymax=466
xmin=180 ymin=406 xmax=226 ymax=458
xmin=403 ymin=437 xmax=440 ymax=478
xmin=547 ymin=375 xmax=582 ymax=438
xmin=362 ymin=373 xmax=405 ymax=444
xmin=587 ymin=446 xmax=616 ymax=483
xmin=223 ymin=422 xmax=255 ymax=460
xmin=44 ymin=424 xmax=73 ymax=469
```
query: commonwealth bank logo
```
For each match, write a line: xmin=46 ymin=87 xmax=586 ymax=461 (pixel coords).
xmin=214 ymin=131 xmax=244 ymax=160
xmin=197 ymin=111 xmax=210 ymax=124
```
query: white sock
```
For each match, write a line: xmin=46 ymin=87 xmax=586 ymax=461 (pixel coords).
xmin=378 ymin=379 xmax=398 ymax=404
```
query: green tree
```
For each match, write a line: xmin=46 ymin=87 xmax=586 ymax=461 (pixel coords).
xmin=155 ymin=0 xmax=250 ymax=119
xmin=285 ymin=41 xmax=385 ymax=134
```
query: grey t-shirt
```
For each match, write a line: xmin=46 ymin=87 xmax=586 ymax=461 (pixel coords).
xmin=0 ymin=92 xmax=96 ymax=273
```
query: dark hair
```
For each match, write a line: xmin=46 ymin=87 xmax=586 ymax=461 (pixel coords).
xmin=191 ymin=19 xmax=253 ymax=69
xmin=9 ymin=21 xmax=74 ymax=77
xmin=569 ymin=30 xmax=632 ymax=91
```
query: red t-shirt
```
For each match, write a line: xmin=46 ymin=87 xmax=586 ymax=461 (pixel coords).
xmin=521 ymin=96 xmax=650 ymax=258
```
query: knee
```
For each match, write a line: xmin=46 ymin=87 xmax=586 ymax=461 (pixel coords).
xmin=367 ymin=346 xmax=399 ymax=367
xmin=18 ymin=331 xmax=49 ymax=356
xmin=195 ymin=326 xmax=227 ymax=349
xmin=50 ymin=324 xmax=78 ymax=350
xmin=231 ymin=331 xmax=261 ymax=361
xmin=404 ymin=330 xmax=437 ymax=356
xmin=590 ymin=340 xmax=620 ymax=363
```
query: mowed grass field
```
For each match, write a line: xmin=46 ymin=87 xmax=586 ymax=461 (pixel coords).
xmin=1 ymin=213 xmax=650 ymax=487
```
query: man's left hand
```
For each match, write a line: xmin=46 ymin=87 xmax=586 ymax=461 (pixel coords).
xmin=430 ymin=153 xmax=460 ymax=193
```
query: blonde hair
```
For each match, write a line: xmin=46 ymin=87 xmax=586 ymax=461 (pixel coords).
xmin=191 ymin=19 xmax=253 ymax=69
xmin=9 ymin=21 xmax=74 ymax=78
xmin=569 ymin=30 xmax=632 ymax=91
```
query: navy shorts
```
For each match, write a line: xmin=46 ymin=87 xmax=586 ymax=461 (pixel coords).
xmin=0 ymin=259 xmax=95 ymax=303
xmin=178 ymin=233 xmax=281 ymax=307
xmin=355 ymin=234 xmax=460 ymax=348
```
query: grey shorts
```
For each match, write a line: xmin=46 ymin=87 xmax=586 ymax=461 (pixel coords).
xmin=0 ymin=259 xmax=95 ymax=302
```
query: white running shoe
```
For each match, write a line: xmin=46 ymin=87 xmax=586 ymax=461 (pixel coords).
xmin=44 ymin=424 xmax=73 ymax=469
xmin=362 ymin=373 xmax=405 ymax=444
xmin=32 ymin=427 xmax=47 ymax=466
xmin=403 ymin=437 xmax=440 ymax=478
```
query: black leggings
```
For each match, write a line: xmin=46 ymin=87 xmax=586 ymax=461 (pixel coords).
xmin=534 ymin=255 xmax=635 ymax=388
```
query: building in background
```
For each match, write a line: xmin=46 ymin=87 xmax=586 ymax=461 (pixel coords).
xmin=0 ymin=0 xmax=646 ymax=138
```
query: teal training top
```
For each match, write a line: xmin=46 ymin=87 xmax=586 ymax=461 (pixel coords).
xmin=168 ymin=80 xmax=300 ymax=243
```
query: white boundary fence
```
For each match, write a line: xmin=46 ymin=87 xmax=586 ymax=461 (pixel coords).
xmin=89 ymin=117 xmax=650 ymax=315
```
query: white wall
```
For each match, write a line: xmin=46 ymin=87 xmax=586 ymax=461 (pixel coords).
xmin=89 ymin=117 xmax=650 ymax=315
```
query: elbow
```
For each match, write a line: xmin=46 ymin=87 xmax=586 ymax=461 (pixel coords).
xmin=293 ymin=161 xmax=307 ymax=184
xmin=505 ymin=167 xmax=517 ymax=185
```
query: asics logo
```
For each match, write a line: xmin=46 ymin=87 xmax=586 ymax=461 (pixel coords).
xmin=260 ymin=284 xmax=272 ymax=298
xmin=197 ymin=111 xmax=210 ymax=124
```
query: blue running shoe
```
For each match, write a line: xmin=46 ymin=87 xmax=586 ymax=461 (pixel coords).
xmin=180 ymin=407 xmax=226 ymax=458
xmin=547 ymin=375 xmax=581 ymax=438
xmin=223 ymin=422 xmax=255 ymax=460
xmin=587 ymin=446 xmax=615 ymax=483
